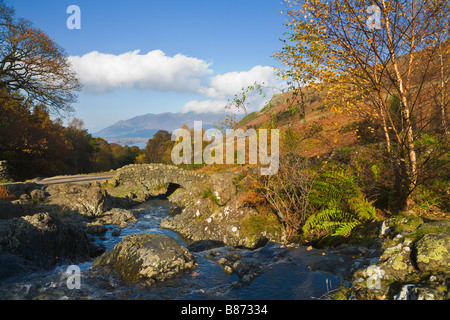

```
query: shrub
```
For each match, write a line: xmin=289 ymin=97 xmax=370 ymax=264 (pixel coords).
xmin=202 ymin=186 xmax=219 ymax=204
xmin=261 ymin=154 xmax=319 ymax=241
xmin=0 ymin=186 xmax=15 ymax=201
xmin=282 ymin=127 xmax=302 ymax=154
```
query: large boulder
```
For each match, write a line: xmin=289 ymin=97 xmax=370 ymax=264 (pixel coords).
xmin=95 ymin=208 xmax=138 ymax=228
xmin=414 ymin=233 xmax=450 ymax=272
xmin=342 ymin=218 xmax=450 ymax=300
xmin=0 ymin=212 xmax=93 ymax=268
xmin=46 ymin=183 xmax=113 ymax=217
xmin=161 ymin=194 xmax=271 ymax=249
xmin=0 ymin=200 xmax=24 ymax=220
xmin=93 ymin=234 xmax=197 ymax=284
xmin=161 ymin=171 xmax=282 ymax=249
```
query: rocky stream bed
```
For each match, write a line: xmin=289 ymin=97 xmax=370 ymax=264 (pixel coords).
xmin=0 ymin=164 xmax=448 ymax=300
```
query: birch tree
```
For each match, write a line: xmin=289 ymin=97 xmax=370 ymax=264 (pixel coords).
xmin=275 ymin=0 xmax=449 ymax=211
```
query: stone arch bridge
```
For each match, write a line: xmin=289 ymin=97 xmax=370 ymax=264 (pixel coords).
xmin=109 ymin=164 xmax=208 ymax=191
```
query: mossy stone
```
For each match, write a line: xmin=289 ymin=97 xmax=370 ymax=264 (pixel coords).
xmin=415 ymin=233 xmax=450 ymax=272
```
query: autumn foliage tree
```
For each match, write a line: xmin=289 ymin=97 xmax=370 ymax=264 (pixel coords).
xmin=145 ymin=130 xmax=174 ymax=164
xmin=0 ymin=88 xmax=72 ymax=179
xmin=0 ymin=87 xmax=145 ymax=180
xmin=0 ymin=1 xmax=81 ymax=114
xmin=275 ymin=0 xmax=449 ymax=211
xmin=64 ymin=118 xmax=98 ymax=174
xmin=0 ymin=2 xmax=149 ymax=180
xmin=92 ymin=137 xmax=115 ymax=172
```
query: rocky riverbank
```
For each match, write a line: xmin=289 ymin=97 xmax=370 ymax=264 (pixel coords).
xmin=334 ymin=217 xmax=450 ymax=300
xmin=0 ymin=164 xmax=282 ymax=287
xmin=160 ymin=169 xmax=285 ymax=249
xmin=0 ymin=164 xmax=449 ymax=299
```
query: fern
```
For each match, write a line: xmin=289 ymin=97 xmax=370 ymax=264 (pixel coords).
xmin=303 ymin=167 xmax=377 ymax=238
xmin=303 ymin=206 xmax=342 ymax=234
xmin=349 ymin=194 xmax=377 ymax=221
xmin=332 ymin=220 xmax=361 ymax=237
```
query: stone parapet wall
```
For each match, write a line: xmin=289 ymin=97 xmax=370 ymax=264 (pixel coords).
xmin=109 ymin=163 xmax=208 ymax=190
xmin=0 ymin=161 xmax=9 ymax=181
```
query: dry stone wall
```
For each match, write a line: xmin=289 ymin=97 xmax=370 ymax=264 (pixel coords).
xmin=0 ymin=161 xmax=9 ymax=181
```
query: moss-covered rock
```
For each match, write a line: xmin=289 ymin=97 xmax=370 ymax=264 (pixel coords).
xmin=340 ymin=217 xmax=450 ymax=300
xmin=407 ymin=221 xmax=450 ymax=242
xmin=378 ymin=240 xmax=415 ymax=281
xmin=415 ymin=233 xmax=450 ymax=272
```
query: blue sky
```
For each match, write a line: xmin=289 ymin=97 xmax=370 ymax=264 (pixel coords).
xmin=5 ymin=0 xmax=287 ymax=133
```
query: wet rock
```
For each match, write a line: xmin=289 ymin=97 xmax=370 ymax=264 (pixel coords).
xmin=342 ymin=218 xmax=450 ymax=300
xmin=88 ymin=243 xmax=106 ymax=258
xmin=0 ymin=251 xmax=36 ymax=283
xmin=394 ymin=284 xmax=446 ymax=300
xmin=208 ymin=248 xmax=260 ymax=282
xmin=93 ymin=234 xmax=197 ymax=284
xmin=96 ymin=208 xmax=138 ymax=227
xmin=187 ymin=240 xmax=226 ymax=252
xmin=232 ymin=260 xmax=254 ymax=278
xmin=85 ymin=221 xmax=107 ymax=236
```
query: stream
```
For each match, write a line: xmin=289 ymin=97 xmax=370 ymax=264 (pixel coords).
xmin=0 ymin=200 xmax=375 ymax=300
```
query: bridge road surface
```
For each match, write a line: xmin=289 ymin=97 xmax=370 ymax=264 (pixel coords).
xmin=33 ymin=173 xmax=115 ymax=186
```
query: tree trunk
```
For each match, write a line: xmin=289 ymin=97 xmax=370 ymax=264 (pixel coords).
xmin=439 ymin=40 xmax=448 ymax=134
xmin=382 ymin=0 xmax=418 ymax=211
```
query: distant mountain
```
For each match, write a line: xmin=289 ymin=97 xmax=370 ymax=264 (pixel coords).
xmin=93 ymin=111 xmax=235 ymax=145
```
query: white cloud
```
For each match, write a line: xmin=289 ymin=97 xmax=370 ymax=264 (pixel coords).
xmin=69 ymin=50 xmax=212 ymax=93
xmin=69 ymin=50 xmax=282 ymax=115
xmin=181 ymin=65 xmax=280 ymax=114
xmin=180 ymin=99 xmax=228 ymax=114
xmin=179 ymin=92 xmax=272 ymax=114
xmin=201 ymin=65 xmax=278 ymax=99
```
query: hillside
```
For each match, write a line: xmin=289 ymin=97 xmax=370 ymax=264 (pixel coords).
xmin=236 ymin=88 xmax=359 ymax=157
xmin=233 ymin=38 xmax=450 ymax=158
